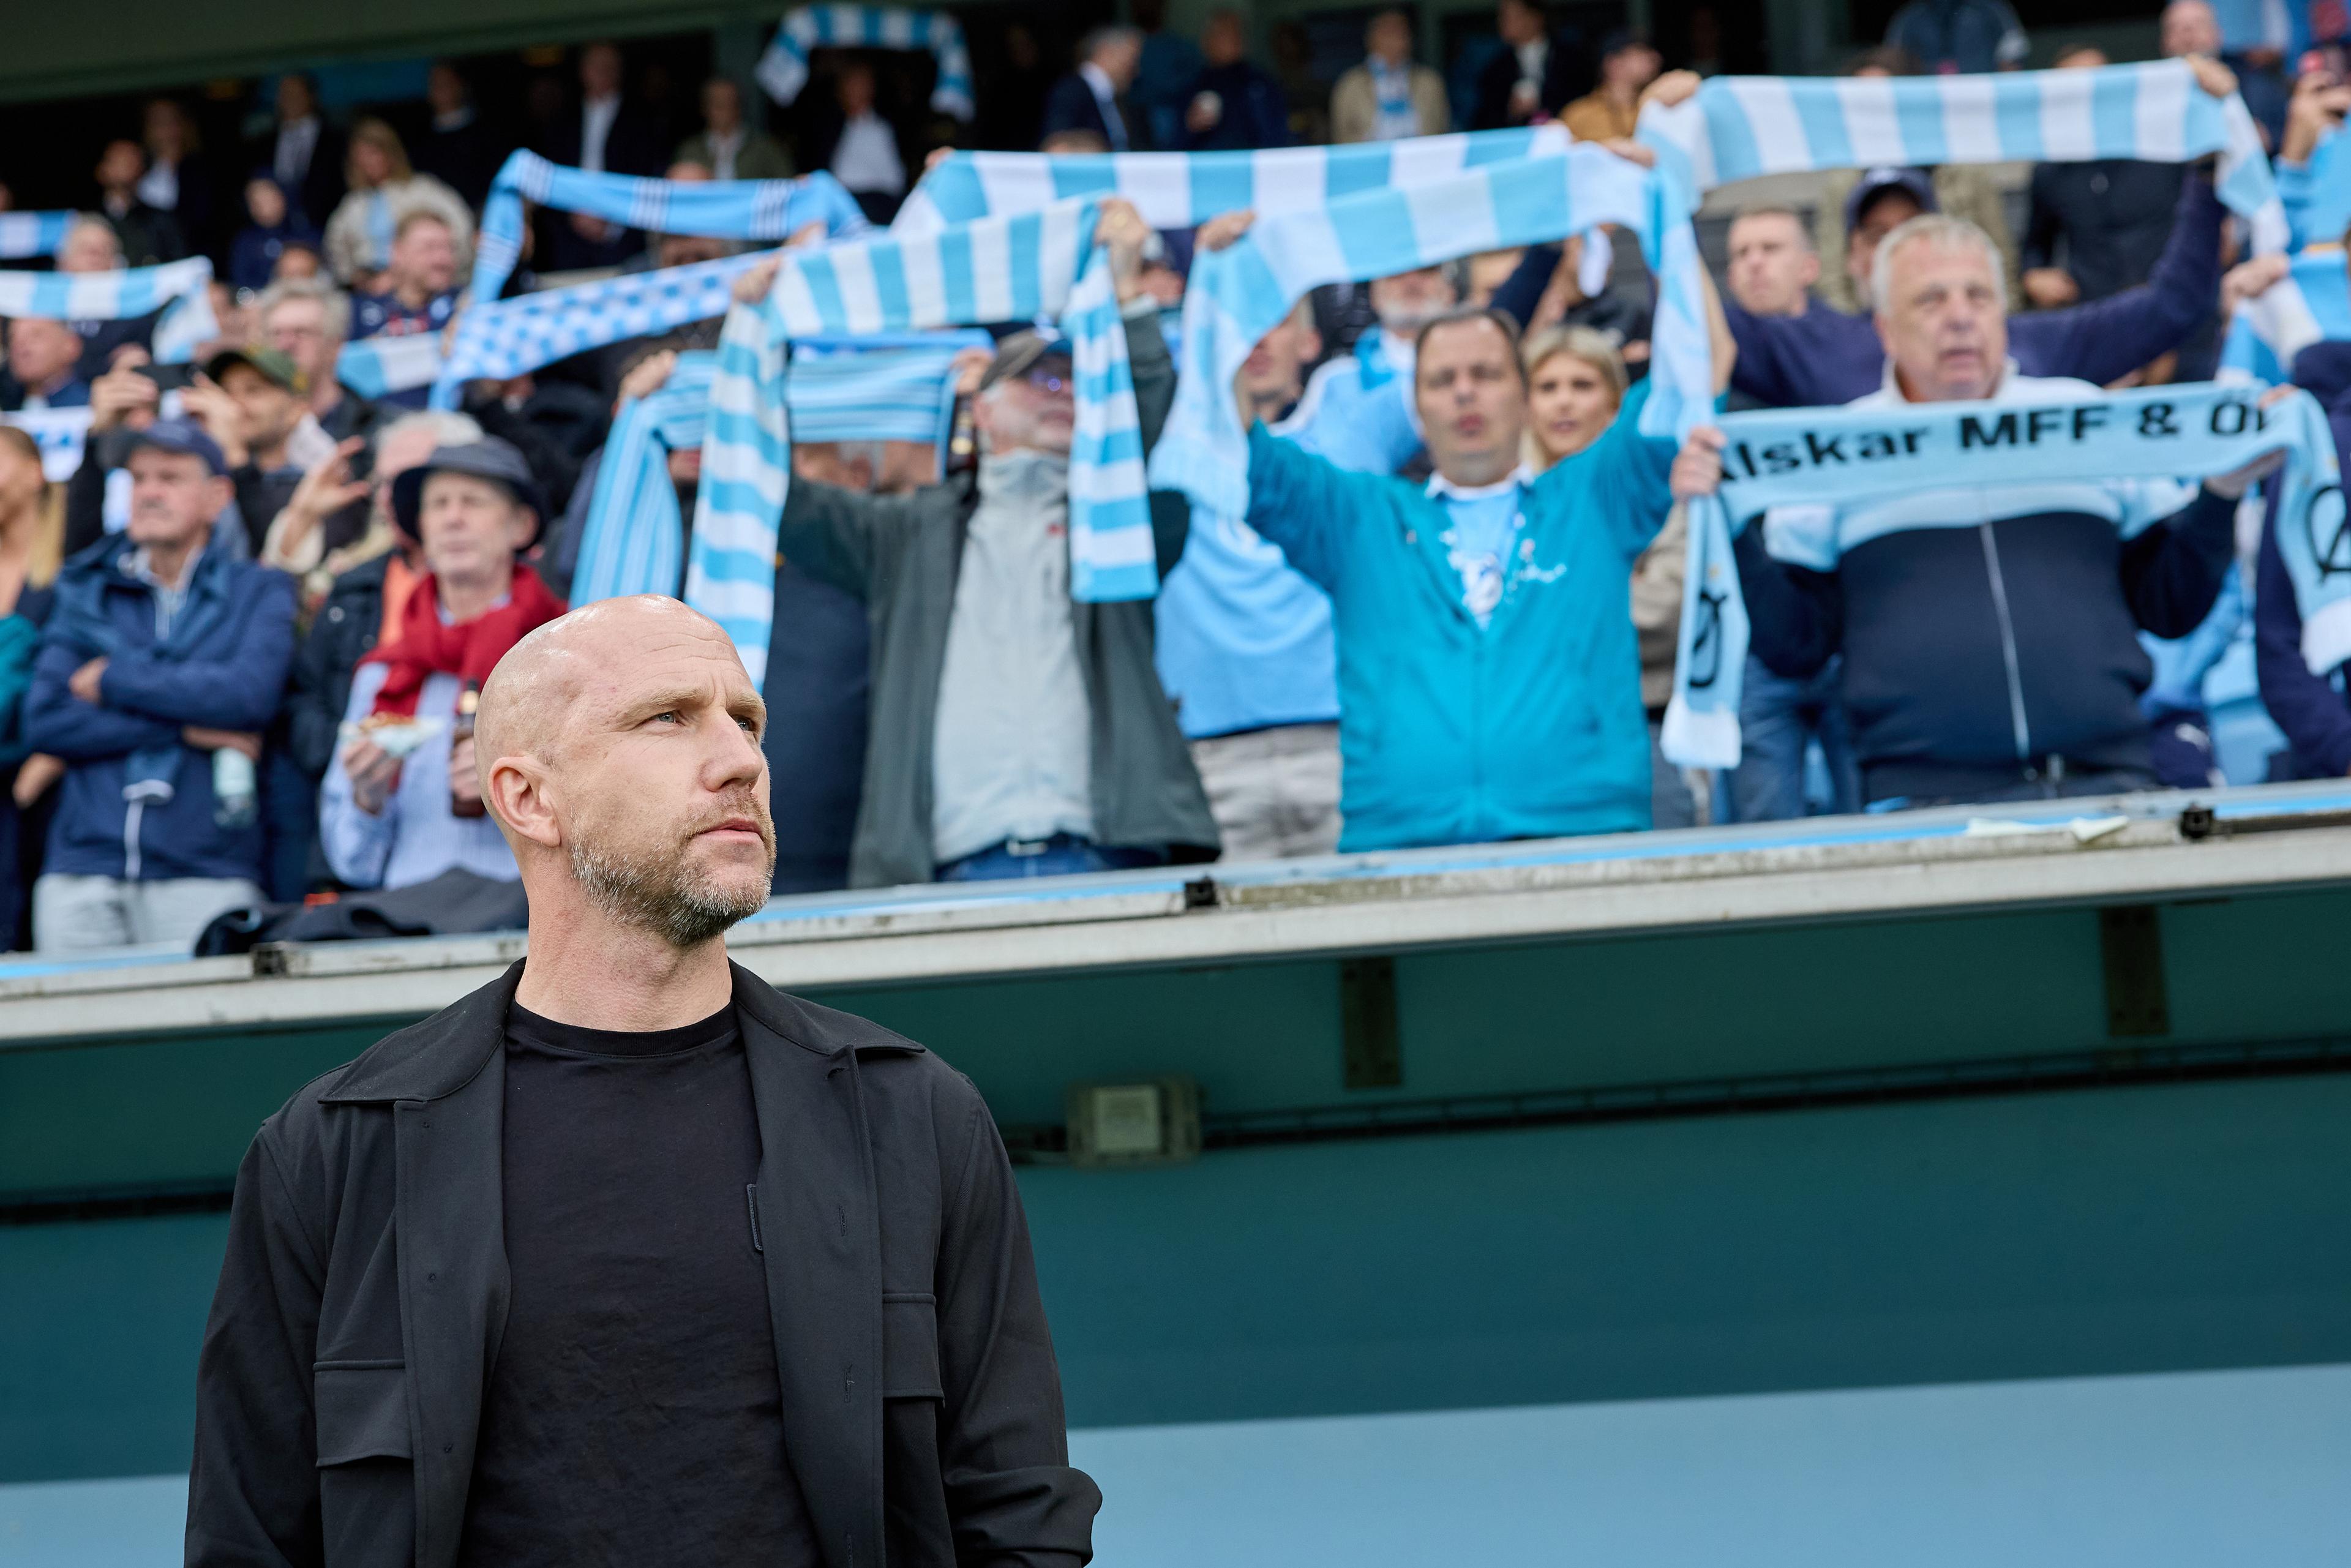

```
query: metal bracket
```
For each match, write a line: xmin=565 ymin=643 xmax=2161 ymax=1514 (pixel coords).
xmin=1340 ymin=956 xmax=1402 ymax=1089
xmin=2099 ymin=904 xmax=2170 ymax=1038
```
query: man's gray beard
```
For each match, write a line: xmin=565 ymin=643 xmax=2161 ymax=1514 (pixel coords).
xmin=568 ymin=833 xmax=772 ymax=950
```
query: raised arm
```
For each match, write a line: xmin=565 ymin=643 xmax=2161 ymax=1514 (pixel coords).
xmin=2008 ymin=170 xmax=2222 ymax=387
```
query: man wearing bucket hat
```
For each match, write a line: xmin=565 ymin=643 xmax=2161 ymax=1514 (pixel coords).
xmin=318 ymin=436 xmax=566 ymax=891
xmin=20 ymin=416 xmax=298 ymax=950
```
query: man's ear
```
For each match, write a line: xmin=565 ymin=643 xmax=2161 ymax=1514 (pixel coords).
xmin=485 ymin=753 xmax=563 ymax=849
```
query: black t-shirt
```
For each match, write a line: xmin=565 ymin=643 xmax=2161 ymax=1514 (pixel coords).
xmin=455 ymin=1002 xmax=819 ymax=1567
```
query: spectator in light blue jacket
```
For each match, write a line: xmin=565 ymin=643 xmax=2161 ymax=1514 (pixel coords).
xmin=1217 ymin=238 xmax=1734 ymax=850
xmin=23 ymin=418 xmax=296 ymax=951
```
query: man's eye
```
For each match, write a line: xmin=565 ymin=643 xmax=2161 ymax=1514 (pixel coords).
xmin=652 ymin=710 xmax=683 ymax=724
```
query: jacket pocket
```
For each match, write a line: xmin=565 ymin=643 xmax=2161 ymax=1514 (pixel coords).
xmin=882 ymin=1293 xmax=943 ymax=1400
xmin=313 ymin=1361 xmax=412 ymax=1466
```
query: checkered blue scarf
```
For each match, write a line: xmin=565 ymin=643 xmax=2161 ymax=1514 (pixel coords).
xmin=1151 ymin=146 xmax=1710 ymax=520
xmin=0 ymin=256 xmax=218 ymax=362
xmin=0 ymin=211 xmax=73 ymax=260
xmin=429 ymin=250 xmax=774 ymax=408
xmin=893 ymin=126 xmax=1569 ymax=233
xmin=572 ymin=332 xmax=983 ymax=608
xmin=757 ymin=5 xmax=975 ymax=120
xmin=1637 ymin=61 xmax=2285 ymax=251
xmin=696 ymin=199 xmax=1140 ymax=682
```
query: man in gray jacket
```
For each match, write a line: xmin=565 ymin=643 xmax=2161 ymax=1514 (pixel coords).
xmin=744 ymin=198 xmax=1220 ymax=886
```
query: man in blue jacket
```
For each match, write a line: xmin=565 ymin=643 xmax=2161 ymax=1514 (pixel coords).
xmin=1228 ymin=260 xmax=1732 ymax=851
xmin=23 ymin=418 xmax=298 ymax=951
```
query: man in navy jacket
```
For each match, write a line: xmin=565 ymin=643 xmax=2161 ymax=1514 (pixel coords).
xmin=1730 ymin=217 xmax=2273 ymax=808
xmin=23 ymin=418 xmax=296 ymax=950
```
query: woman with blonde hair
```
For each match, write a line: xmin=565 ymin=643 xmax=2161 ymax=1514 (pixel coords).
xmin=1520 ymin=325 xmax=1702 ymax=827
xmin=323 ymin=118 xmax=473 ymax=287
xmin=0 ymin=423 xmax=70 ymax=947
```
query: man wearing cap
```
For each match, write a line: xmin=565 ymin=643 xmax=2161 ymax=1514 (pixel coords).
xmin=186 ymin=344 xmax=338 ymax=556
xmin=20 ymin=418 xmax=296 ymax=951
xmin=746 ymin=196 xmax=1220 ymax=885
xmin=319 ymin=437 xmax=564 ymax=891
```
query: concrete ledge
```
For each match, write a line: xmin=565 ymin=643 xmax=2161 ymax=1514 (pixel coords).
xmin=7 ymin=782 xmax=2351 ymax=1048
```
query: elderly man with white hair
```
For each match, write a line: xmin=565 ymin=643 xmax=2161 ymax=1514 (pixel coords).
xmin=1728 ymin=214 xmax=2284 ymax=809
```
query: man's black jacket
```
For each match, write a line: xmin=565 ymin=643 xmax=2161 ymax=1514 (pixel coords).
xmin=186 ymin=961 xmax=1100 ymax=1568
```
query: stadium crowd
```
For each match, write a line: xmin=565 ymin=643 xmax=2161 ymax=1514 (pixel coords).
xmin=0 ymin=0 xmax=2347 ymax=956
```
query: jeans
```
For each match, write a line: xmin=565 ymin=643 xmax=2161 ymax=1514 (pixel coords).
xmin=1729 ymin=654 xmax=1861 ymax=823
xmin=1646 ymin=718 xmax=1697 ymax=830
xmin=34 ymin=872 xmax=264 ymax=954
xmin=1190 ymin=722 xmax=1343 ymax=861
xmin=936 ymin=835 xmax=1166 ymax=882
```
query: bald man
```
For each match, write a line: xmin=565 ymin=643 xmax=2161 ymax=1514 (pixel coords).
xmin=188 ymin=597 xmax=1098 ymax=1568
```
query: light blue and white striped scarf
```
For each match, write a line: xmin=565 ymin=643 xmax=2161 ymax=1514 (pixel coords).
xmin=572 ymin=332 xmax=984 ymax=607
xmin=572 ymin=353 xmax=718 ymax=608
xmin=1674 ymin=383 xmax=2342 ymax=766
xmin=430 ymin=249 xmax=776 ymax=409
xmin=893 ymin=126 xmax=1569 ymax=233
xmin=696 ymin=199 xmax=1141 ymax=680
xmin=466 ymin=150 xmax=871 ymax=312
xmin=336 ymin=334 xmax=448 ymax=399
xmin=1150 ymin=146 xmax=1709 ymax=522
xmin=2221 ymin=252 xmax=2350 ymax=386
xmin=0 ymin=211 xmax=73 ymax=260
xmin=1637 ymin=61 xmax=2285 ymax=252
xmin=757 ymin=5 xmax=976 ymax=120
xmin=785 ymin=329 xmax=990 ymax=442
xmin=0 ymin=256 xmax=219 ymax=362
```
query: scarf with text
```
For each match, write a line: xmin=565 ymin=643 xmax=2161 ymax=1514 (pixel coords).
xmin=1637 ymin=62 xmax=2285 ymax=252
xmin=757 ymin=6 xmax=975 ymax=120
xmin=1667 ymin=383 xmax=2342 ymax=767
xmin=361 ymin=564 xmax=568 ymax=718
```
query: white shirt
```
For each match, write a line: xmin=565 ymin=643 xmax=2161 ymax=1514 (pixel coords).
xmin=274 ymin=116 xmax=320 ymax=189
xmin=830 ymin=113 xmax=905 ymax=196
xmin=704 ymin=126 xmax=746 ymax=181
xmin=136 ymin=159 xmax=179 ymax=213
xmin=930 ymin=450 xmax=1094 ymax=863
xmin=1078 ymin=61 xmax=1130 ymax=150
xmin=580 ymin=92 xmax=621 ymax=173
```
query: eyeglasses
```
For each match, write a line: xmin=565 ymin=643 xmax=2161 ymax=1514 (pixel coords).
xmin=1022 ymin=367 xmax=1071 ymax=395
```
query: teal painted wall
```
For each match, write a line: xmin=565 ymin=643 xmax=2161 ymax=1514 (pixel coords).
xmin=8 ymin=890 xmax=2351 ymax=1485
xmin=10 ymin=1075 xmax=2350 ymax=1484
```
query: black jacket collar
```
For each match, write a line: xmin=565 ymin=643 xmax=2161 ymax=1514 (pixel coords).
xmin=320 ymin=956 xmax=923 ymax=1105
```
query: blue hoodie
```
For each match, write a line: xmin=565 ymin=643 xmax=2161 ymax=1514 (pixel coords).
xmin=24 ymin=536 xmax=296 ymax=883
xmin=1242 ymin=379 xmax=1678 ymax=851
